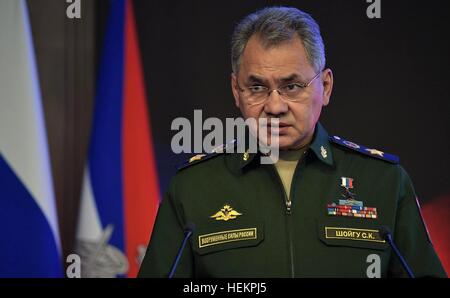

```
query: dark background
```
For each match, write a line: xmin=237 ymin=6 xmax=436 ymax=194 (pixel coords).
xmin=28 ymin=0 xmax=450 ymax=262
xmin=134 ymin=0 xmax=450 ymax=197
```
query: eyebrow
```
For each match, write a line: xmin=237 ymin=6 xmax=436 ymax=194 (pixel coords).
xmin=246 ymin=75 xmax=266 ymax=84
xmin=245 ymin=73 xmax=304 ymax=85
xmin=278 ymin=74 xmax=302 ymax=83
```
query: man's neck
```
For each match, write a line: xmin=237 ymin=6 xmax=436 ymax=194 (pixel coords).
xmin=279 ymin=146 xmax=308 ymax=161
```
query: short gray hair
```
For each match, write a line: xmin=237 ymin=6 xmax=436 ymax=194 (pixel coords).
xmin=231 ymin=7 xmax=326 ymax=74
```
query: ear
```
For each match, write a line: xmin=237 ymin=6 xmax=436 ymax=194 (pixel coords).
xmin=321 ymin=68 xmax=333 ymax=106
xmin=231 ymin=73 xmax=241 ymax=108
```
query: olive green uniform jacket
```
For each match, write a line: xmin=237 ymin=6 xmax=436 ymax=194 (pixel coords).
xmin=138 ymin=123 xmax=446 ymax=278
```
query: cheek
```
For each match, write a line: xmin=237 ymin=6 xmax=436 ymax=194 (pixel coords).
xmin=289 ymin=103 xmax=310 ymax=122
xmin=290 ymin=98 xmax=322 ymax=125
xmin=311 ymin=95 xmax=325 ymax=120
xmin=306 ymin=95 xmax=324 ymax=117
xmin=241 ymin=105 xmax=264 ymax=120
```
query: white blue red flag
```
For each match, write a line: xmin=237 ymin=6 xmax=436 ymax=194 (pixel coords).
xmin=76 ymin=0 xmax=160 ymax=277
xmin=0 ymin=0 xmax=63 ymax=277
xmin=341 ymin=177 xmax=354 ymax=189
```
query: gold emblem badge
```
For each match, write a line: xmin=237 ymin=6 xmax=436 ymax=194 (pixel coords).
xmin=210 ymin=204 xmax=242 ymax=221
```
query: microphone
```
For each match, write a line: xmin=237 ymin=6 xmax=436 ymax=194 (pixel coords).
xmin=168 ymin=222 xmax=195 ymax=278
xmin=379 ymin=226 xmax=415 ymax=278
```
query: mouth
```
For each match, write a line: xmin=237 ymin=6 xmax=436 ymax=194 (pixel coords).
xmin=265 ymin=122 xmax=290 ymax=134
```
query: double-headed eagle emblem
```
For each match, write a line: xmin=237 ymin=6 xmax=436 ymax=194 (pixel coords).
xmin=210 ymin=204 xmax=242 ymax=221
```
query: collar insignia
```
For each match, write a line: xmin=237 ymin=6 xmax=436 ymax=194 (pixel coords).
xmin=320 ymin=145 xmax=328 ymax=159
xmin=243 ymin=150 xmax=250 ymax=161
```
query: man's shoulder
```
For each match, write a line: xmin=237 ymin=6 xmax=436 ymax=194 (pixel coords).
xmin=176 ymin=152 xmax=225 ymax=173
xmin=176 ymin=141 xmax=237 ymax=172
xmin=329 ymin=135 xmax=399 ymax=164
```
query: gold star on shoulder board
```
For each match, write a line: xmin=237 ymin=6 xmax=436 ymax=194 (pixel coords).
xmin=210 ymin=204 xmax=242 ymax=221
xmin=189 ymin=154 xmax=206 ymax=163
xmin=365 ymin=148 xmax=384 ymax=157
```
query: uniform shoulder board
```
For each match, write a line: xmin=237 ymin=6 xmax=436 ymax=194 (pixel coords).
xmin=177 ymin=140 xmax=237 ymax=171
xmin=329 ymin=135 xmax=399 ymax=164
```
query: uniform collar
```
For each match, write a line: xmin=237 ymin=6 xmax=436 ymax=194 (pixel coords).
xmin=308 ymin=122 xmax=334 ymax=167
xmin=237 ymin=136 xmax=261 ymax=170
xmin=224 ymin=136 xmax=263 ymax=174
xmin=225 ymin=122 xmax=334 ymax=174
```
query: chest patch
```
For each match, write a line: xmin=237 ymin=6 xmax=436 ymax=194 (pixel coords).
xmin=198 ymin=228 xmax=257 ymax=248
xmin=325 ymin=227 xmax=385 ymax=243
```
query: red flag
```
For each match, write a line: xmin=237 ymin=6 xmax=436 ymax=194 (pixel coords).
xmin=123 ymin=0 xmax=160 ymax=277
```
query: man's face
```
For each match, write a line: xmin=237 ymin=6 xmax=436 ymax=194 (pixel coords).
xmin=231 ymin=34 xmax=333 ymax=150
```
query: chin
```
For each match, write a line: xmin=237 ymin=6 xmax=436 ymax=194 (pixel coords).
xmin=269 ymin=136 xmax=292 ymax=150
xmin=277 ymin=134 xmax=310 ymax=150
xmin=260 ymin=134 xmax=301 ymax=150
xmin=278 ymin=143 xmax=294 ymax=151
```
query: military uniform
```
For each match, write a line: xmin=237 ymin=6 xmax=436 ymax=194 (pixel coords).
xmin=138 ymin=123 xmax=446 ymax=278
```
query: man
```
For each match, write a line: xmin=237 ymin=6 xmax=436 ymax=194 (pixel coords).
xmin=138 ymin=7 xmax=446 ymax=277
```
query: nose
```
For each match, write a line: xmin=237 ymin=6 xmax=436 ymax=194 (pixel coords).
xmin=263 ymin=89 xmax=289 ymax=117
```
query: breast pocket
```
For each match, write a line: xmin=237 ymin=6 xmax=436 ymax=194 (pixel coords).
xmin=192 ymin=219 xmax=264 ymax=256
xmin=314 ymin=218 xmax=391 ymax=277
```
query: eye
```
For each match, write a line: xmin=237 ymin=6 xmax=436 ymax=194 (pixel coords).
xmin=282 ymin=83 xmax=302 ymax=93
xmin=248 ymin=85 xmax=267 ymax=93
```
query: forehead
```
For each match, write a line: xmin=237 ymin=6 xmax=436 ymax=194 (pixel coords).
xmin=239 ymin=34 xmax=314 ymax=79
